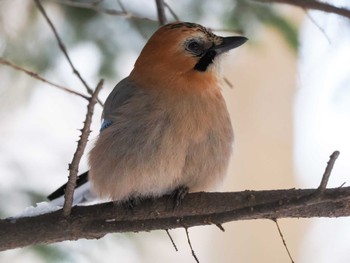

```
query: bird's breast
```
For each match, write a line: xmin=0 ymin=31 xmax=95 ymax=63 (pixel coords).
xmin=89 ymin=86 xmax=233 ymax=200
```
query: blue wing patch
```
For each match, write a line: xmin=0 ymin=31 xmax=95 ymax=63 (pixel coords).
xmin=100 ymin=119 xmax=112 ymax=132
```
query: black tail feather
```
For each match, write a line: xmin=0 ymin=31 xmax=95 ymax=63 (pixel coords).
xmin=47 ymin=171 xmax=89 ymax=201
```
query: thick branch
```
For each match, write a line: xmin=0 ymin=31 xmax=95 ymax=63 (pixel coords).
xmin=254 ymin=0 xmax=350 ymax=20
xmin=1 ymin=187 xmax=350 ymax=251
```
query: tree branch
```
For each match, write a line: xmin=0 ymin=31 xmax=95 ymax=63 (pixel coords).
xmin=254 ymin=0 xmax=350 ymax=20
xmin=63 ymin=80 xmax=104 ymax=216
xmin=46 ymin=0 xmax=155 ymax=22
xmin=1 ymin=186 xmax=350 ymax=251
xmin=317 ymin=150 xmax=340 ymax=194
xmin=0 ymin=58 xmax=89 ymax=100
xmin=274 ymin=219 xmax=295 ymax=263
xmin=34 ymin=0 xmax=103 ymax=106
xmin=164 ymin=1 xmax=180 ymax=21
xmin=155 ymin=0 xmax=167 ymax=26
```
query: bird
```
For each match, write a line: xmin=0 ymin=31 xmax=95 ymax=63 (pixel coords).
xmin=48 ymin=22 xmax=247 ymax=206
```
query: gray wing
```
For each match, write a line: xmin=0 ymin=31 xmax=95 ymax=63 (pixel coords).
xmin=47 ymin=77 xmax=138 ymax=205
xmin=100 ymin=77 xmax=137 ymax=132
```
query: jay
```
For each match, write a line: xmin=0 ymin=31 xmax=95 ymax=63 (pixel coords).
xmin=48 ymin=22 xmax=247 ymax=206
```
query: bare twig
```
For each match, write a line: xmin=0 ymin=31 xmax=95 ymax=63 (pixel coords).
xmin=164 ymin=2 xmax=179 ymax=21
xmin=185 ymin=228 xmax=200 ymax=263
xmin=254 ymin=0 xmax=350 ymax=20
xmin=316 ymin=150 xmax=340 ymax=195
xmin=165 ymin=229 xmax=178 ymax=252
xmin=115 ymin=0 xmax=149 ymax=39
xmin=215 ymin=223 xmax=225 ymax=232
xmin=116 ymin=0 xmax=127 ymax=12
xmin=0 ymin=58 xmax=89 ymax=100
xmin=305 ymin=11 xmax=332 ymax=45
xmin=273 ymin=219 xmax=295 ymax=263
xmin=155 ymin=0 xmax=167 ymax=26
xmin=63 ymin=80 xmax=104 ymax=216
xmin=223 ymin=77 xmax=234 ymax=88
xmin=47 ymin=0 xmax=155 ymax=22
xmin=34 ymin=0 xmax=95 ymax=97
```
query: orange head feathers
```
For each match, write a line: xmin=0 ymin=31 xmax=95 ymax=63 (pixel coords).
xmin=130 ymin=22 xmax=247 ymax=91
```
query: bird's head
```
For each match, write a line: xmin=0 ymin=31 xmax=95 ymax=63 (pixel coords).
xmin=130 ymin=22 xmax=247 ymax=91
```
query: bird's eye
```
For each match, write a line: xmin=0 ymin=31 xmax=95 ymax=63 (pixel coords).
xmin=187 ymin=40 xmax=203 ymax=55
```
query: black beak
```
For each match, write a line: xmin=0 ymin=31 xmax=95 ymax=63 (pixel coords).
xmin=212 ymin=36 xmax=248 ymax=54
xmin=194 ymin=35 xmax=247 ymax=72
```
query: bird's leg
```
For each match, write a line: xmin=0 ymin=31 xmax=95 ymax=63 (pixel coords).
xmin=121 ymin=196 xmax=142 ymax=210
xmin=171 ymin=185 xmax=189 ymax=209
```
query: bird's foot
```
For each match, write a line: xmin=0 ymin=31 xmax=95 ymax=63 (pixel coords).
xmin=121 ymin=196 xmax=142 ymax=210
xmin=170 ymin=185 xmax=189 ymax=209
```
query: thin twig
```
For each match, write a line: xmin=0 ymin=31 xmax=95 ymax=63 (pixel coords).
xmin=223 ymin=77 xmax=234 ymax=88
xmin=254 ymin=0 xmax=350 ymax=20
xmin=164 ymin=2 xmax=179 ymax=21
xmin=165 ymin=229 xmax=178 ymax=252
xmin=0 ymin=58 xmax=89 ymax=100
xmin=155 ymin=0 xmax=167 ymax=26
xmin=46 ymin=0 xmax=155 ymax=22
xmin=185 ymin=228 xmax=200 ymax=263
xmin=34 ymin=0 xmax=93 ymax=95
xmin=273 ymin=219 xmax=295 ymax=263
xmin=305 ymin=11 xmax=332 ymax=44
xmin=115 ymin=0 xmax=149 ymax=39
xmin=316 ymin=150 xmax=340 ymax=195
xmin=339 ymin=182 xmax=346 ymax=188
xmin=215 ymin=223 xmax=225 ymax=232
xmin=63 ymin=80 xmax=104 ymax=216
xmin=116 ymin=0 xmax=127 ymax=12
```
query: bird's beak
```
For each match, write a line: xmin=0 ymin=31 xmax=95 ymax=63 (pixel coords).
xmin=212 ymin=36 xmax=248 ymax=54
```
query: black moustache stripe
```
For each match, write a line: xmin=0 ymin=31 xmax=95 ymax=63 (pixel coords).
xmin=194 ymin=50 xmax=217 ymax=72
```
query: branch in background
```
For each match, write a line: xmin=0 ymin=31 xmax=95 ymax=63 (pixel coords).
xmin=0 ymin=58 xmax=89 ymax=100
xmin=304 ymin=11 xmax=331 ymax=44
xmin=49 ymin=0 xmax=350 ymax=21
xmin=155 ymin=0 xmax=167 ymax=26
xmin=223 ymin=77 xmax=234 ymax=89
xmin=254 ymin=0 xmax=350 ymax=20
xmin=34 ymin=0 xmax=102 ymax=106
xmin=47 ymin=0 xmax=156 ymax=22
xmin=115 ymin=0 xmax=150 ymax=39
xmin=164 ymin=1 xmax=180 ymax=21
xmin=63 ymin=80 xmax=104 ymax=216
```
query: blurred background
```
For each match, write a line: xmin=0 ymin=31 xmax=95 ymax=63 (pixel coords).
xmin=0 ymin=0 xmax=350 ymax=262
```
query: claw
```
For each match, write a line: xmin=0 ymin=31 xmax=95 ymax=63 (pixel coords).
xmin=121 ymin=196 xmax=142 ymax=210
xmin=171 ymin=186 xmax=189 ymax=209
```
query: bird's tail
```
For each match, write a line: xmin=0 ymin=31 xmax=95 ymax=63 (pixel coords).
xmin=47 ymin=171 xmax=95 ymax=206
